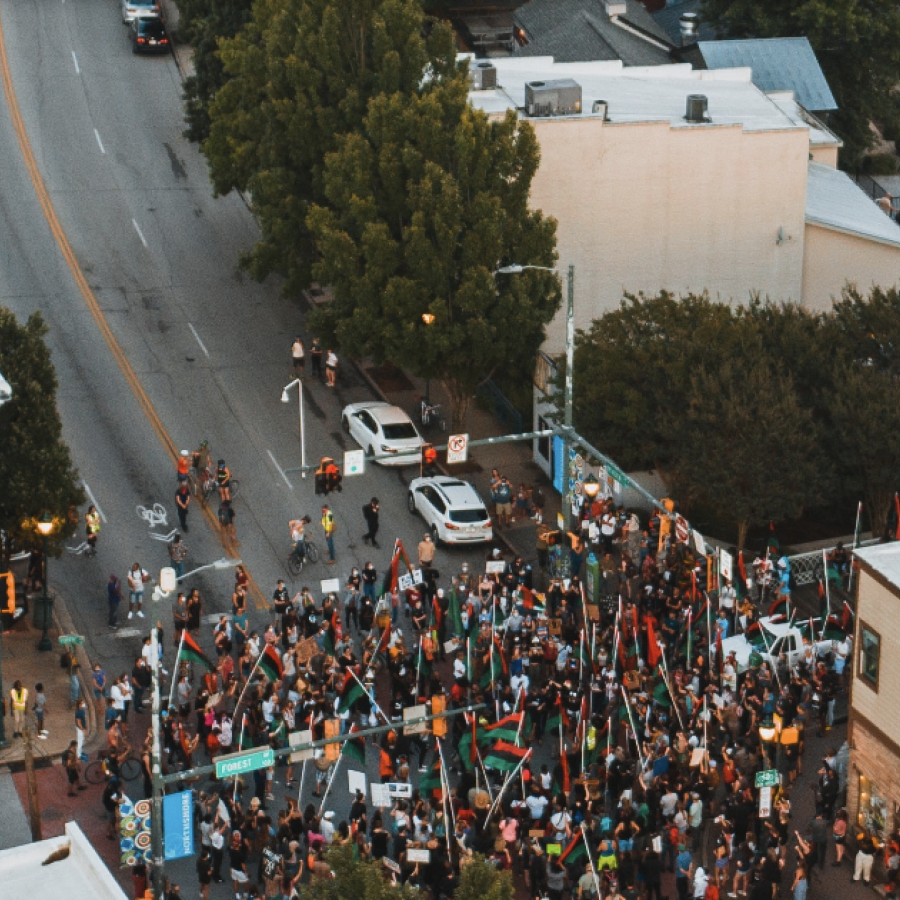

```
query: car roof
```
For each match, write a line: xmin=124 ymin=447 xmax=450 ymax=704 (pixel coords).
xmin=345 ymin=401 xmax=410 ymax=425
xmin=417 ymin=477 xmax=486 ymax=509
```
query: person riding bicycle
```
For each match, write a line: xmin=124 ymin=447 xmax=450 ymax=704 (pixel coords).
xmin=216 ymin=459 xmax=232 ymax=501
xmin=106 ymin=719 xmax=131 ymax=771
xmin=289 ymin=516 xmax=312 ymax=561
xmin=192 ymin=440 xmax=212 ymax=473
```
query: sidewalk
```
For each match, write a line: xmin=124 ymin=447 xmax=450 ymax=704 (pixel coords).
xmin=0 ymin=591 xmax=98 ymax=771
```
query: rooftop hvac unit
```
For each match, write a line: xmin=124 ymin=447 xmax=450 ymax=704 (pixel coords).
xmin=604 ymin=0 xmax=627 ymax=16
xmin=525 ymin=79 xmax=583 ymax=117
xmin=592 ymin=100 xmax=608 ymax=119
xmin=680 ymin=12 xmax=699 ymax=45
xmin=469 ymin=61 xmax=498 ymax=91
xmin=684 ymin=94 xmax=709 ymax=123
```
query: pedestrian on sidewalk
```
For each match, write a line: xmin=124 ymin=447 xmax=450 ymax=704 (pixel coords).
xmin=64 ymin=740 xmax=87 ymax=795
xmin=9 ymin=680 xmax=27 ymax=738
xmin=322 ymin=504 xmax=336 ymax=563
xmin=127 ymin=563 xmax=148 ymax=619
xmin=107 ymin=574 xmax=122 ymax=628
xmin=362 ymin=497 xmax=380 ymax=548
xmin=75 ymin=697 xmax=87 ymax=760
xmin=175 ymin=482 xmax=191 ymax=533
xmin=132 ymin=658 xmax=151 ymax=714
xmin=34 ymin=683 xmax=48 ymax=738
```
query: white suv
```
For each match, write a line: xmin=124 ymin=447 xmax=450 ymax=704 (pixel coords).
xmin=408 ymin=476 xmax=492 ymax=545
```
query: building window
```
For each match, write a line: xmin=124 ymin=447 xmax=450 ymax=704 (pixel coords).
xmin=858 ymin=773 xmax=888 ymax=839
xmin=859 ymin=622 xmax=880 ymax=689
xmin=537 ymin=417 xmax=550 ymax=460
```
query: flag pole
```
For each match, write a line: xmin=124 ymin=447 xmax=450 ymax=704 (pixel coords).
xmin=436 ymin=738 xmax=454 ymax=859
xmin=619 ymin=685 xmax=644 ymax=772
xmin=582 ymin=824 xmax=602 ymax=898
xmin=298 ymin=758 xmax=307 ymax=805
xmin=348 ymin=668 xmax=391 ymax=727
xmin=485 ymin=749 xmax=533 ymax=823
xmin=318 ymin=753 xmax=342 ymax=815
xmin=167 ymin=628 xmax=186 ymax=710
xmin=658 ymin=654 xmax=686 ymax=732
xmin=848 ymin=501 xmax=862 ymax=591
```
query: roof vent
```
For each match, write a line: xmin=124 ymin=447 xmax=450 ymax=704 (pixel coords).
xmin=592 ymin=100 xmax=608 ymax=120
xmin=679 ymin=12 xmax=699 ymax=45
xmin=468 ymin=61 xmax=498 ymax=91
xmin=525 ymin=79 xmax=583 ymax=117
xmin=604 ymin=0 xmax=627 ymax=17
xmin=684 ymin=94 xmax=709 ymax=123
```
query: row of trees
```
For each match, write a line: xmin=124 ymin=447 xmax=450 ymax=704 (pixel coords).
xmin=562 ymin=287 xmax=900 ymax=550
xmin=179 ymin=0 xmax=560 ymax=429
xmin=0 ymin=307 xmax=83 ymax=564
xmin=699 ymin=0 xmax=900 ymax=166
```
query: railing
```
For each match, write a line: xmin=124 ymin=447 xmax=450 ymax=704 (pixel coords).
xmin=786 ymin=538 xmax=880 ymax=586
xmin=476 ymin=378 xmax=523 ymax=435
xmin=853 ymin=173 xmax=900 ymax=214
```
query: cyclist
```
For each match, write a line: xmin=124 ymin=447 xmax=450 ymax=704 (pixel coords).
xmin=215 ymin=459 xmax=232 ymax=502
xmin=289 ymin=516 xmax=312 ymax=563
xmin=192 ymin=440 xmax=212 ymax=473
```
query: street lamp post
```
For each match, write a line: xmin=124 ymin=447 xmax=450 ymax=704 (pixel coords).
xmin=495 ymin=263 xmax=576 ymax=525
xmin=36 ymin=513 xmax=54 ymax=652
xmin=421 ymin=312 xmax=436 ymax=406
xmin=281 ymin=378 xmax=306 ymax=478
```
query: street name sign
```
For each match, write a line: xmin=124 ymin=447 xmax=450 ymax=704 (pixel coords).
xmin=215 ymin=747 xmax=274 ymax=779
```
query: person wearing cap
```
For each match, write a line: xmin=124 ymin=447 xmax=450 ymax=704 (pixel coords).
xmin=321 ymin=810 xmax=336 ymax=844
xmin=177 ymin=449 xmax=190 ymax=482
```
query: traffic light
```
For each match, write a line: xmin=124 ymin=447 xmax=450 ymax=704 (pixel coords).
xmin=421 ymin=443 xmax=437 ymax=477
xmin=314 ymin=457 xmax=343 ymax=495
xmin=430 ymin=695 xmax=447 ymax=737
xmin=2 ymin=572 xmax=13 ymax=614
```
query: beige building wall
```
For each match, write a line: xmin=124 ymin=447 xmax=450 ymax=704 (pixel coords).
xmin=529 ymin=118 xmax=810 ymax=353
xmin=802 ymin=224 xmax=900 ymax=311
xmin=809 ymin=145 xmax=838 ymax=167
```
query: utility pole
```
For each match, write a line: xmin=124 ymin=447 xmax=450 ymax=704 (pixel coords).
xmin=149 ymin=627 xmax=165 ymax=899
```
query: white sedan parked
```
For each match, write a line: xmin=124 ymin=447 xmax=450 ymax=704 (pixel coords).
xmin=408 ymin=476 xmax=493 ymax=545
xmin=341 ymin=401 xmax=423 ymax=465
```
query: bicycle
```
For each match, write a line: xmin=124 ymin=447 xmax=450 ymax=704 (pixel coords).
xmin=85 ymin=750 xmax=141 ymax=784
xmin=287 ymin=536 xmax=319 ymax=576
xmin=195 ymin=466 xmax=241 ymax=504
xmin=419 ymin=398 xmax=446 ymax=432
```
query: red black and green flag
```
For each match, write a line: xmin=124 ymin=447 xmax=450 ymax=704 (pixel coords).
xmin=337 ymin=669 xmax=366 ymax=714
xmin=768 ymin=598 xmax=789 ymax=620
xmin=822 ymin=615 xmax=846 ymax=642
xmin=181 ymin=632 xmax=215 ymax=673
xmin=322 ymin=613 xmax=337 ymax=657
xmin=448 ymin=589 xmax=464 ymax=636
xmin=258 ymin=645 xmax=284 ymax=682
xmin=546 ymin=696 xmax=568 ymax=734
xmin=484 ymin=739 xmax=528 ymax=773
xmin=418 ymin=760 xmax=443 ymax=798
xmin=341 ymin=726 xmax=366 ymax=765
xmin=558 ymin=833 xmax=587 ymax=866
xmin=485 ymin=713 xmax=524 ymax=744
xmin=646 ymin=617 xmax=662 ymax=669
xmin=458 ymin=716 xmax=487 ymax=771
xmin=744 ymin=621 xmax=766 ymax=648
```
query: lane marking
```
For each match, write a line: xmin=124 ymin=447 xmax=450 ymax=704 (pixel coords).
xmin=188 ymin=322 xmax=209 ymax=358
xmin=113 ymin=627 xmax=142 ymax=638
xmin=132 ymin=218 xmax=147 ymax=247
xmin=0 ymin=9 xmax=270 ymax=610
xmin=94 ymin=128 xmax=105 ymax=154
xmin=71 ymin=51 xmax=79 ymax=75
xmin=82 ymin=480 xmax=107 ymax=522
xmin=267 ymin=450 xmax=293 ymax=489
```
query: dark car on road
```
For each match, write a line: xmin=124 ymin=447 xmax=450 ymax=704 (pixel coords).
xmin=130 ymin=16 xmax=169 ymax=54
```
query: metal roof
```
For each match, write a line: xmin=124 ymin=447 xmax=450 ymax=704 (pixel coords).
xmin=854 ymin=542 xmax=900 ymax=591
xmin=806 ymin=162 xmax=900 ymax=248
xmin=696 ymin=38 xmax=837 ymax=111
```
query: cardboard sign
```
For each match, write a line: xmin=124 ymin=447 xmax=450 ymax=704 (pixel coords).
xmin=690 ymin=747 xmax=706 ymax=767
xmin=398 ymin=574 xmax=414 ymax=592
xmin=586 ymin=604 xmax=600 ymax=622
xmin=486 ymin=561 xmax=506 ymax=575
xmin=386 ymin=782 xmax=413 ymax=798
xmin=348 ymin=770 xmax=367 ymax=795
xmin=320 ymin=578 xmax=340 ymax=594
xmin=407 ymin=848 xmax=431 ymax=863
xmin=371 ymin=783 xmax=391 ymax=807
xmin=549 ymin=618 xmax=562 ymax=636
xmin=404 ymin=704 xmax=428 ymax=735
xmin=295 ymin=637 xmax=320 ymax=665
xmin=289 ymin=729 xmax=315 ymax=763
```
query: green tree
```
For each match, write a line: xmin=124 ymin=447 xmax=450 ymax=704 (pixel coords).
xmin=699 ymin=0 xmax=900 ymax=164
xmin=307 ymin=81 xmax=559 ymax=429
xmin=175 ymin=0 xmax=254 ymax=143
xmin=0 ymin=308 xmax=84 ymax=564
xmin=676 ymin=354 xmax=829 ymax=551
xmin=455 ymin=855 xmax=515 ymax=900
xmin=201 ymin=0 xmax=459 ymax=294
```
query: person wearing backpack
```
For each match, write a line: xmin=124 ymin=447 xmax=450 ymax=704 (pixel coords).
xmin=64 ymin=740 xmax=86 ymax=796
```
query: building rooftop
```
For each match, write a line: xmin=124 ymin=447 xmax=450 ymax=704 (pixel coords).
xmin=806 ymin=162 xmax=900 ymax=248
xmin=513 ymin=0 xmax=674 ymax=66
xmin=467 ymin=56 xmax=810 ymax=134
xmin=854 ymin=542 xmax=900 ymax=589
xmin=696 ymin=38 xmax=837 ymax=112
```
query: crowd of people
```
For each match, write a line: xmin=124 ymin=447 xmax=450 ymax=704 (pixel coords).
xmin=86 ymin=488 xmax=871 ymax=900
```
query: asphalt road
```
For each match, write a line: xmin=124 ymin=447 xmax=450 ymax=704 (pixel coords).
xmin=0 ymin=0 xmax=492 ymax=862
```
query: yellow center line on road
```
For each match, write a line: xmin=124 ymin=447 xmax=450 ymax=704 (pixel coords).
xmin=0 ymin=9 xmax=268 ymax=610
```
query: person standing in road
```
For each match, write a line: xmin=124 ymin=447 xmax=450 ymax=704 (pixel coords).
xmin=218 ymin=500 xmax=238 ymax=545
xmin=418 ymin=534 xmax=435 ymax=569
xmin=310 ymin=338 xmax=323 ymax=379
xmin=85 ymin=505 xmax=100 ymax=556
xmin=64 ymin=740 xmax=86 ymax=795
xmin=107 ymin=574 xmax=122 ymax=629
xmin=322 ymin=505 xmax=336 ymax=564
xmin=127 ymin=563 xmax=148 ymax=619
xmin=325 ymin=348 xmax=338 ymax=386
xmin=362 ymin=497 xmax=380 ymax=548
xmin=291 ymin=336 xmax=305 ymax=378
xmin=169 ymin=533 xmax=187 ymax=580
xmin=132 ymin=657 xmax=151 ymax=714
xmin=175 ymin=482 xmax=191 ymax=533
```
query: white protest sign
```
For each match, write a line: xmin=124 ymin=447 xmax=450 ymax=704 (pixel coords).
xmin=289 ymin=730 xmax=315 ymax=763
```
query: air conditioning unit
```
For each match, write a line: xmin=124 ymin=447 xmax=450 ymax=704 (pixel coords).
xmin=605 ymin=0 xmax=627 ymax=16
xmin=469 ymin=61 xmax=498 ymax=91
xmin=685 ymin=94 xmax=709 ymax=123
xmin=525 ymin=79 xmax=583 ymax=117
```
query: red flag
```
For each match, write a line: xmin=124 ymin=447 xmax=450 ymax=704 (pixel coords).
xmin=738 ymin=551 xmax=747 ymax=587
xmin=646 ymin=616 xmax=661 ymax=669
xmin=842 ymin=601 xmax=852 ymax=632
xmin=560 ymin=741 xmax=571 ymax=792
xmin=715 ymin=627 xmax=724 ymax=676
xmin=691 ymin=570 xmax=698 ymax=603
xmin=817 ymin=579 xmax=825 ymax=601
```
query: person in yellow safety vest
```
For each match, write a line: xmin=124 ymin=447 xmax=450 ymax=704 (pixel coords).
xmin=321 ymin=505 xmax=336 ymax=564
xmin=10 ymin=679 xmax=28 ymax=738
xmin=85 ymin=505 xmax=100 ymax=556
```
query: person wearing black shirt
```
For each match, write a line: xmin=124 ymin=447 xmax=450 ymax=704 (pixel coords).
xmin=640 ymin=846 xmax=664 ymax=900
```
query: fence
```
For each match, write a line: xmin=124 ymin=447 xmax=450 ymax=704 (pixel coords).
xmin=475 ymin=378 xmax=523 ymax=435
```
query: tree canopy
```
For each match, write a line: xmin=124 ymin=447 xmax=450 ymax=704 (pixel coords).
xmin=0 ymin=308 xmax=84 ymax=562
xmin=201 ymin=0 xmax=460 ymax=294
xmin=307 ymin=77 xmax=559 ymax=429
xmin=699 ymin=0 xmax=900 ymax=165
xmin=566 ymin=288 xmax=900 ymax=548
